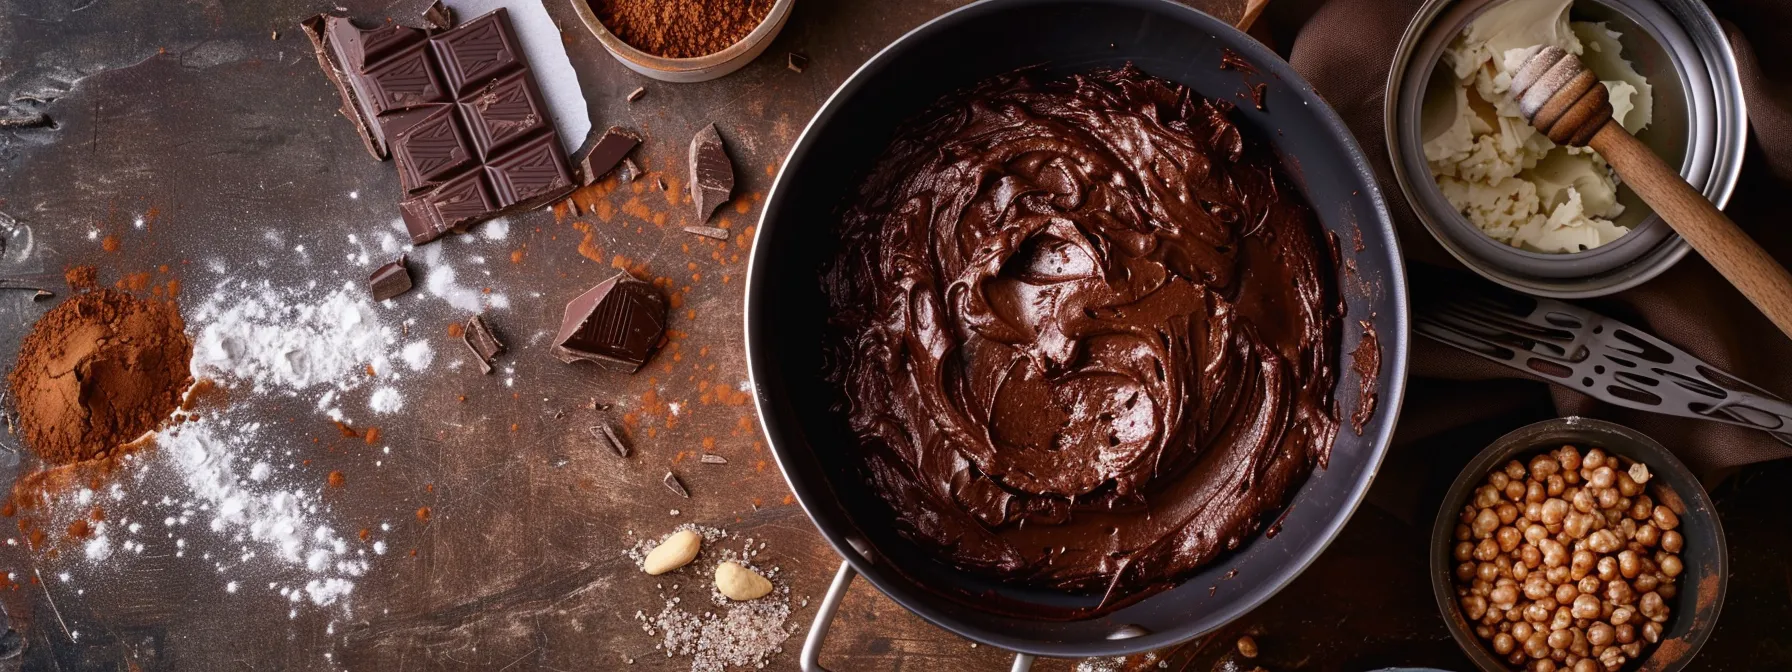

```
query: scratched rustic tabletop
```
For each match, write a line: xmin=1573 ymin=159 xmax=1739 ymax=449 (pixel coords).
xmin=0 ymin=0 xmax=1787 ymax=670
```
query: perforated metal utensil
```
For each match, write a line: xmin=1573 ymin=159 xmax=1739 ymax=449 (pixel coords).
xmin=1416 ymin=289 xmax=1792 ymax=445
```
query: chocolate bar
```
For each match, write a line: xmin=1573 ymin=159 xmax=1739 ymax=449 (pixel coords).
xmin=303 ymin=8 xmax=575 ymax=245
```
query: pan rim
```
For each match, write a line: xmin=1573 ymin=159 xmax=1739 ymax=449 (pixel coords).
xmin=744 ymin=0 xmax=1412 ymax=657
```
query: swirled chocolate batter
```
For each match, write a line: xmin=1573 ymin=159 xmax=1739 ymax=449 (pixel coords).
xmin=822 ymin=64 xmax=1342 ymax=600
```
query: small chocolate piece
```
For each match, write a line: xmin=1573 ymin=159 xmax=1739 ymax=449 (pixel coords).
xmin=663 ymin=471 xmax=689 ymax=498
xmin=575 ymin=126 xmax=641 ymax=186
xmin=368 ymin=254 xmax=414 ymax=301
xmin=1250 ymin=83 xmax=1267 ymax=111
xmin=700 ymin=454 xmax=728 ymax=465
xmin=787 ymin=52 xmax=808 ymax=73
xmin=590 ymin=423 xmax=628 ymax=457
xmin=390 ymin=0 xmax=452 ymax=30
xmin=618 ymin=157 xmax=640 ymax=183
xmin=682 ymin=225 xmax=729 ymax=241
xmin=553 ymin=272 xmax=667 ymax=373
xmin=688 ymin=123 xmax=734 ymax=223
xmin=462 ymin=314 xmax=504 ymax=374
xmin=656 ymin=176 xmax=667 ymax=191
xmin=626 ymin=86 xmax=646 ymax=102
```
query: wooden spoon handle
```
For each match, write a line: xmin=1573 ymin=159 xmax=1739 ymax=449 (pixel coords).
xmin=1589 ymin=121 xmax=1792 ymax=338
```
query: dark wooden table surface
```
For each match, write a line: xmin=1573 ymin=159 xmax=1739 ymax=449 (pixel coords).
xmin=0 ymin=0 xmax=1786 ymax=670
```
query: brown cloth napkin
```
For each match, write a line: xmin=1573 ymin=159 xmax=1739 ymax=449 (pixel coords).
xmin=1258 ymin=0 xmax=1792 ymax=476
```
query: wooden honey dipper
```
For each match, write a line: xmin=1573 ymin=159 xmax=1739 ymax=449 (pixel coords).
xmin=1512 ymin=46 xmax=1792 ymax=339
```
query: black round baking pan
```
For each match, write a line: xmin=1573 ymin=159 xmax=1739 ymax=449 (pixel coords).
xmin=745 ymin=0 xmax=1410 ymax=666
xmin=1429 ymin=417 xmax=1727 ymax=672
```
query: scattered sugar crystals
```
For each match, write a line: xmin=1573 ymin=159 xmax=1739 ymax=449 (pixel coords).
xmin=628 ymin=527 xmax=796 ymax=672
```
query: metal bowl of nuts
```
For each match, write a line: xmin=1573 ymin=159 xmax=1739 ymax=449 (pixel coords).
xmin=1429 ymin=417 xmax=1727 ymax=672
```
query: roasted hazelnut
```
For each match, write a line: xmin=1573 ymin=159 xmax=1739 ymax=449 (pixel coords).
xmin=1527 ymin=481 xmax=1547 ymax=504
xmin=1572 ymin=659 xmax=1598 ymax=672
xmin=1513 ymin=621 xmax=1535 ymax=642
xmin=1596 ymin=487 xmax=1620 ymax=510
xmin=1634 ymin=572 xmax=1660 ymax=593
xmin=1554 ymin=583 xmax=1579 ymax=605
xmin=1658 ymin=582 xmax=1677 ymax=600
xmin=1572 ymin=489 xmax=1597 ymax=513
xmin=1507 ymin=480 xmax=1528 ymax=502
xmin=1570 ymin=550 xmax=1596 ymax=579
xmin=1545 ymin=565 xmax=1571 ymax=584
xmin=1642 ymin=621 xmax=1662 ymax=644
xmin=1524 ymin=575 xmax=1553 ymax=600
xmin=1638 ymin=592 xmax=1667 ymax=622
xmin=1455 ymin=541 xmax=1475 ymax=562
xmin=1614 ymin=623 xmax=1636 ymax=645
xmin=1634 ymin=522 xmax=1659 ymax=548
xmin=1652 ymin=506 xmax=1679 ymax=531
xmin=1578 ymin=575 xmax=1603 ymax=596
xmin=1588 ymin=530 xmax=1621 ymax=555
xmin=1456 ymin=562 xmax=1477 ymax=582
xmin=1546 ymin=474 xmax=1566 ymax=497
xmin=1525 ymin=501 xmax=1545 ymax=522
xmin=1525 ymin=632 xmax=1551 ymax=658
xmin=1533 ymin=659 xmax=1558 ymax=672
xmin=1476 ymin=485 xmax=1502 ymax=509
xmin=1494 ymin=632 xmax=1517 ymax=655
xmin=1521 ymin=544 xmax=1543 ymax=569
xmin=1629 ymin=496 xmax=1653 ymax=521
xmin=1616 ymin=551 xmax=1641 ymax=579
xmin=1541 ymin=499 xmax=1570 ymax=525
xmin=1659 ymin=554 xmax=1683 ymax=578
xmin=1571 ymin=594 xmax=1601 ymax=619
xmin=1462 ymin=595 xmax=1489 ymax=620
xmin=1616 ymin=471 xmax=1641 ymax=497
xmin=1606 ymin=579 xmax=1635 ymax=605
xmin=1476 ymin=538 xmax=1500 ymax=561
xmin=1587 ymin=622 xmax=1615 ymax=646
xmin=1499 ymin=526 xmax=1524 ymax=552
xmin=1525 ymin=601 xmax=1552 ymax=623
xmin=1478 ymin=561 xmax=1500 ymax=582
xmin=1583 ymin=448 xmax=1607 ymax=470
xmin=1660 ymin=530 xmax=1683 ymax=554
xmin=1548 ymin=629 xmax=1574 ymax=650
xmin=1589 ymin=466 xmax=1616 ymax=490
xmin=1474 ymin=509 xmax=1501 ymax=538
xmin=1499 ymin=502 xmax=1520 ymax=525
xmin=1506 ymin=460 xmax=1528 ymax=481
xmin=1491 ymin=584 xmax=1519 ymax=609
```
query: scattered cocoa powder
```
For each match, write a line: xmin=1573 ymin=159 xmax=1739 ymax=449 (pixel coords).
xmin=416 ymin=506 xmax=431 ymax=522
xmin=8 ymin=289 xmax=193 ymax=464
xmin=364 ymin=426 xmax=381 ymax=444
xmin=591 ymin=0 xmax=774 ymax=59
xmin=327 ymin=471 xmax=346 ymax=488
xmin=63 ymin=265 xmax=98 ymax=292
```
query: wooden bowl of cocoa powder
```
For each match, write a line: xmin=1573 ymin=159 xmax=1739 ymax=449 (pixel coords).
xmin=571 ymin=0 xmax=794 ymax=83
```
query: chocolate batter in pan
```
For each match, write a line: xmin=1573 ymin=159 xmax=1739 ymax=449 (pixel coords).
xmin=822 ymin=64 xmax=1343 ymax=601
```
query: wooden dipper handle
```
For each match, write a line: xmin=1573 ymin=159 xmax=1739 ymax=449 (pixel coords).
xmin=1512 ymin=46 xmax=1792 ymax=340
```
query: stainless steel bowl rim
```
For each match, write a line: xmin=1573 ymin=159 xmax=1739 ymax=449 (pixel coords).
xmin=1385 ymin=0 xmax=1748 ymax=298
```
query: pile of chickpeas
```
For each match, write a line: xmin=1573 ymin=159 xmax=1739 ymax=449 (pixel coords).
xmin=1450 ymin=444 xmax=1686 ymax=672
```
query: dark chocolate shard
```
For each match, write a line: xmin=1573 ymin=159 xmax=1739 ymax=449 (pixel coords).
xmin=688 ymin=123 xmax=733 ymax=223
xmin=390 ymin=0 xmax=452 ymax=30
xmin=574 ymin=126 xmax=641 ymax=186
xmin=699 ymin=453 xmax=728 ymax=465
xmin=463 ymin=314 xmax=504 ymax=374
xmin=663 ymin=471 xmax=689 ymax=498
xmin=618 ymin=157 xmax=640 ymax=183
xmin=787 ymin=52 xmax=808 ymax=73
xmin=682 ymin=225 xmax=728 ymax=240
xmin=590 ymin=423 xmax=628 ymax=457
xmin=369 ymin=255 xmax=413 ymax=301
xmin=626 ymin=86 xmax=646 ymax=102
xmin=553 ymin=273 xmax=667 ymax=373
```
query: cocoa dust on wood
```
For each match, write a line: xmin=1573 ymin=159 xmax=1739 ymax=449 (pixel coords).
xmin=591 ymin=0 xmax=774 ymax=59
xmin=8 ymin=289 xmax=193 ymax=464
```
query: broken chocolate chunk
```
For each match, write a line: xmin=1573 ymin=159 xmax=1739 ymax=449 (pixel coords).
xmin=699 ymin=454 xmax=728 ymax=465
xmin=688 ymin=123 xmax=734 ymax=223
xmin=390 ymin=0 xmax=452 ymax=30
xmin=618 ymin=157 xmax=640 ymax=183
xmin=787 ymin=52 xmax=808 ymax=73
xmin=575 ymin=126 xmax=641 ymax=187
xmin=462 ymin=314 xmax=505 ymax=374
xmin=553 ymin=272 xmax=667 ymax=373
xmin=626 ymin=86 xmax=646 ymax=102
xmin=368 ymin=255 xmax=413 ymax=301
xmin=682 ymin=225 xmax=729 ymax=240
xmin=663 ymin=471 xmax=689 ymax=498
xmin=590 ymin=423 xmax=628 ymax=457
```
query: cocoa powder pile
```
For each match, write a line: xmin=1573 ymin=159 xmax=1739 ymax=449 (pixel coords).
xmin=592 ymin=0 xmax=774 ymax=59
xmin=8 ymin=288 xmax=193 ymax=464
